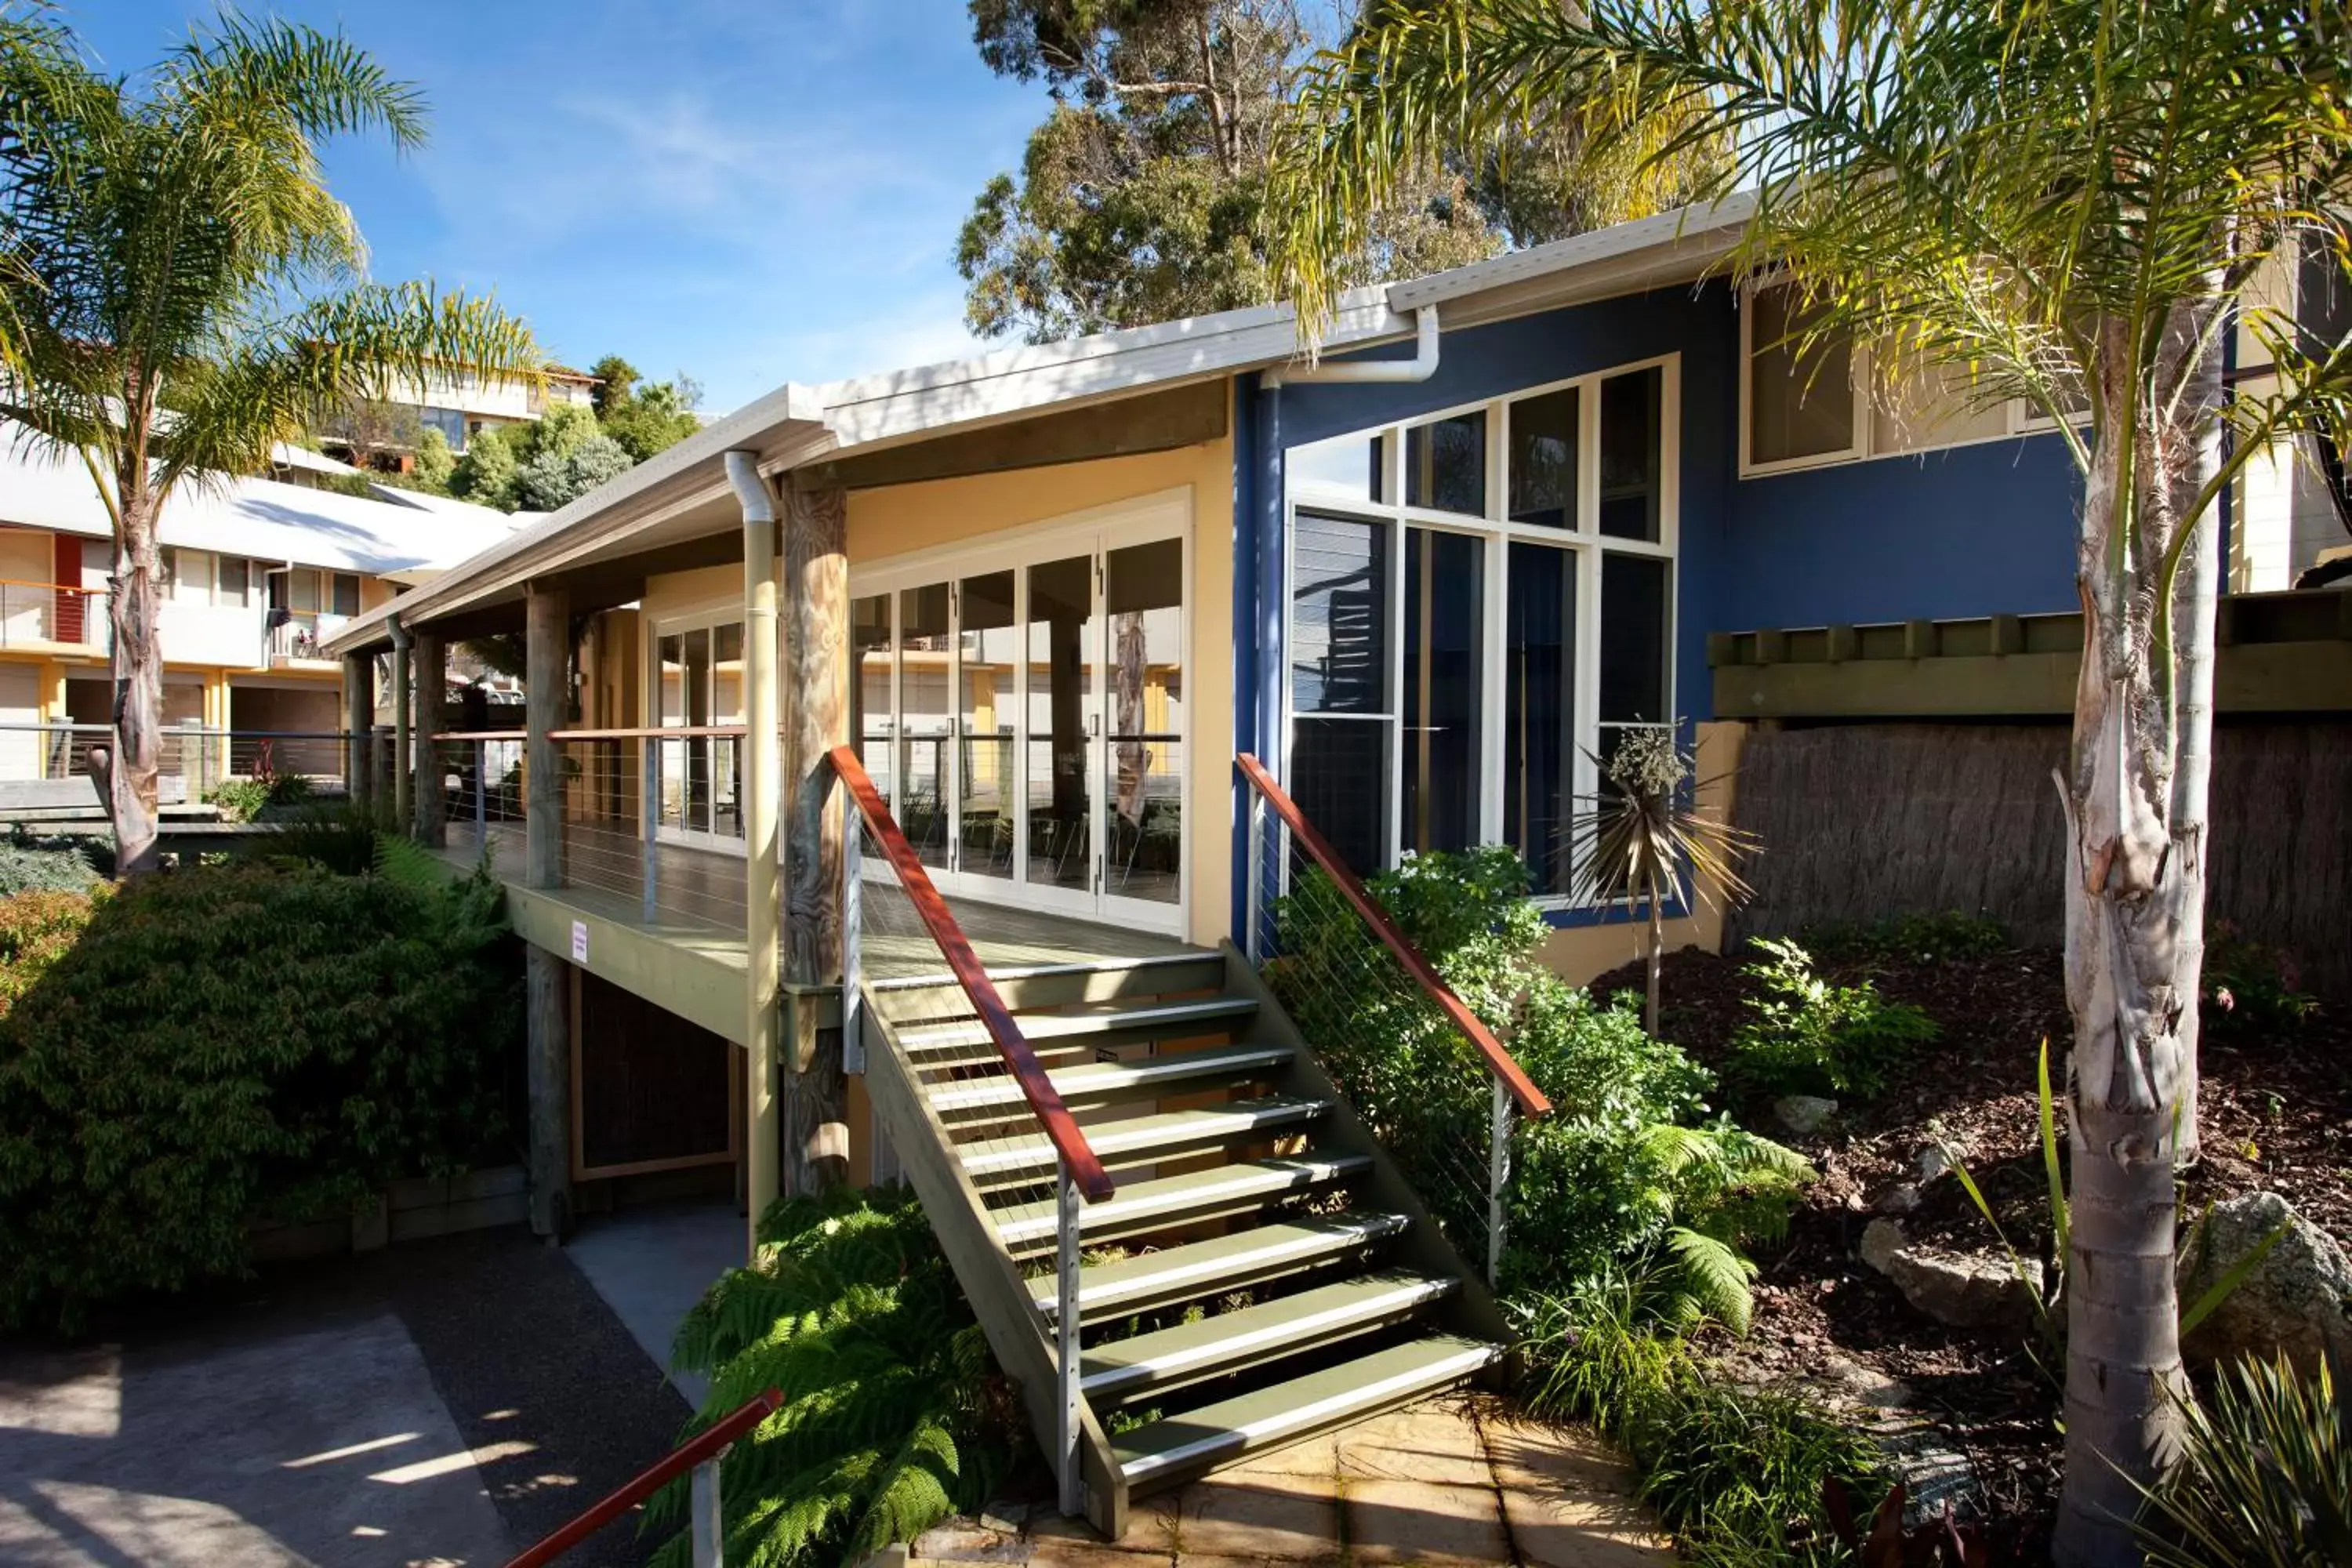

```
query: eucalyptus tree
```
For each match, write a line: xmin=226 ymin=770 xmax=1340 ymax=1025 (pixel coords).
xmin=0 ymin=11 xmax=542 ymax=873
xmin=1265 ymin=3 xmax=2352 ymax=1561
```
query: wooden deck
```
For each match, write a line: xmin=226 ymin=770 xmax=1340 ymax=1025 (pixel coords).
xmin=434 ymin=823 xmax=1196 ymax=989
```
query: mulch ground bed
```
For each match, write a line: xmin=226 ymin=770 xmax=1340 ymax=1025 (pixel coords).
xmin=1591 ymin=939 xmax=2351 ymax=1562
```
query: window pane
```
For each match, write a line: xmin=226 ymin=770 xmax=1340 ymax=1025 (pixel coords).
xmin=1291 ymin=717 xmax=1387 ymax=877
xmin=712 ymin=623 xmax=743 ymax=837
xmin=898 ymin=583 xmax=952 ymax=868
xmin=851 ymin=593 xmax=893 ymax=798
xmin=1508 ymin=387 xmax=1577 ymax=528
xmin=1404 ymin=411 xmax=1486 ymax=515
xmin=1290 ymin=434 xmax=1384 ymax=504
xmin=1291 ymin=511 xmax=1388 ymax=715
xmin=1599 ymin=367 xmax=1663 ymax=541
xmin=1748 ymin=283 xmax=1855 ymax=464
xmin=684 ymin=627 xmax=713 ymax=833
xmin=216 ymin=557 xmax=248 ymax=608
xmin=960 ymin=570 xmax=1016 ymax=881
xmin=1106 ymin=539 xmax=1183 ymax=905
xmin=1505 ymin=543 xmax=1576 ymax=895
xmin=1025 ymin=555 xmax=1094 ymax=892
xmin=1871 ymin=347 xmax=2009 ymax=454
xmin=657 ymin=633 xmax=684 ymax=829
xmin=1601 ymin=554 xmax=1671 ymax=724
xmin=290 ymin=569 xmax=321 ymax=615
xmin=1402 ymin=528 xmax=1483 ymax=856
xmin=332 ymin=574 xmax=361 ymax=616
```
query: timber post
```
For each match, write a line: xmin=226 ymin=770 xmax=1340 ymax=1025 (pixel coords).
xmin=412 ymin=628 xmax=447 ymax=847
xmin=524 ymin=581 xmax=572 ymax=1240
xmin=387 ymin=613 xmax=412 ymax=828
xmin=342 ymin=651 xmax=373 ymax=806
xmin=728 ymin=451 xmax=783 ymax=1244
xmin=783 ymin=476 xmax=851 ymax=1199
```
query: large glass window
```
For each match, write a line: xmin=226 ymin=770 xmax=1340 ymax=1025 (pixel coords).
xmin=1283 ymin=356 xmax=1678 ymax=903
xmin=1025 ymin=555 xmax=1094 ymax=893
xmin=851 ymin=593 xmax=893 ymax=799
xmin=652 ymin=617 xmax=750 ymax=843
xmin=1106 ymin=539 xmax=1183 ymax=905
xmin=898 ymin=583 xmax=952 ymax=869
xmin=1746 ymin=281 xmax=1857 ymax=466
xmin=960 ymin=570 xmax=1017 ymax=880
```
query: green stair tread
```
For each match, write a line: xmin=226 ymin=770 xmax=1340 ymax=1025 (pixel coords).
xmin=900 ymin=995 xmax=1258 ymax=1052
xmin=1081 ymin=1270 xmax=1457 ymax=1399
xmin=1029 ymin=1210 xmax=1409 ymax=1316
xmin=927 ymin=1043 xmax=1291 ymax=1113
xmin=958 ymin=1095 xmax=1328 ymax=1179
xmin=992 ymin=1153 xmax=1370 ymax=1247
xmin=1112 ymin=1334 xmax=1502 ymax=1483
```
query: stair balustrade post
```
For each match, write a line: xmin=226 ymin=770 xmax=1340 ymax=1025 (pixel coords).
xmin=1244 ymin=788 xmax=1265 ymax=964
xmin=690 ymin=1455 xmax=723 ymax=1568
xmin=840 ymin=779 xmax=863 ymax=1075
xmin=1487 ymin=1076 xmax=1513 ymax=1290
xmin=1055 ymin=1159 xmax=1083 ymax=1518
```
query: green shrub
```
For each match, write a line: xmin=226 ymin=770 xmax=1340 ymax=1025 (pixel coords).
xmin=0 ymin=829 xmax=107 ymax=895
xmin=1515 ymin=1264 xmax=1886 ymax=1566
xmin=1803 ymin=910 xmax=2009 ymax=964
xmin=267 ymin=797 xmax=402 ymax=875
xmin=0 ymin=862 xmax=519 ymax=1330
xmin=1726 ymin=938 xmax=1940 ymax=1101
xmin=2132 ymin=1353 xmax=2350 ymax=1568
xmin=2201 ymin=923 xmax=2318 ymax=1040
xmin=655 ymin=1185 xmax=1025 ymax=1568
xmin=203 ymin=775 xmax=271 ymax=822
xmin=1269 ymin=845 xmax=1807 ymax=1329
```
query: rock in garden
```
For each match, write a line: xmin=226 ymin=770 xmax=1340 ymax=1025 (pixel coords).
xmin=2175 ymin=1191 xmax=2352 ymax=1376
xmin=1774 ymin=1094 xmax=1839 ymax=1136
xmin=1872 ymin=1181 xmax=1924 ymax=1215
xmin=1860 ymin=1218 xmax=2045 ymax=1329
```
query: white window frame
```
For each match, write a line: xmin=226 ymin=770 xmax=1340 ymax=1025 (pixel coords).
xmin=1281 ymin=353 xmax=1681 ymax=910
xmin=645 ymin=604 xmax=750 ymax=853
xmin=1738 ymin=278 xmax=2082 ymax=476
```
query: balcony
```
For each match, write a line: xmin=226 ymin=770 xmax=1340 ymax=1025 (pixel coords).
xmin=0 ymin=579 xmax=107 ymax=653
xmin=267 ymin=609 xmax=350 ymax=667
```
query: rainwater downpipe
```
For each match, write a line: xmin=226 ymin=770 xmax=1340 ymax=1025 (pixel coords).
xmin=1260 ymin=303 xmax=1442 ymax=387
xmin=726 ymin=449 xmax=783 ymax=1248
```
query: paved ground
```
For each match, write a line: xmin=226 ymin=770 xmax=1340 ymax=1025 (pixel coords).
xmin=562 ymin=1201 xmax=746 ymax=1410
xmin=912 ymin=1392 xmax=1671 ymax=1568
xmin=0 ymin=1225 xmax=702 ymax=1568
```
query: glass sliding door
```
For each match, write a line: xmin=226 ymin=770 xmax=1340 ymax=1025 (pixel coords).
xmin=851 ymin=593 xmax=894 ymax=793
xmin=1103 ymin=538 xmax=1182 ymax=912
xmin=652 ymin=615 xmax=748 ymax=848
xmin=897 ymin=583 xmax=953 ymax=869
xmin=959 ymin=570 xmax=1017 ymax=880
xmin=1025 ymin=554 xmax=1095 ymax=903
xmin=1401 ymin=527 xmax=1483 ymax=857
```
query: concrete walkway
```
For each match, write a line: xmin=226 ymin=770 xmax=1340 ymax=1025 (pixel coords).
xmin=911 ymin=1392 xmax=1671 ymax=1568
xmin=563 ymin=1200 xmax=746 ymax=1410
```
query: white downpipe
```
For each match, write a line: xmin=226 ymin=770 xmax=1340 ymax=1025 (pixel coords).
xmin=728 ymin=448 xmax=782 ymax=1250
xmin=1261 ymin=306 xmax=1440 ymax=387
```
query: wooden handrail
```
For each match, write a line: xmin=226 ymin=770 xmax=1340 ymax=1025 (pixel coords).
xmin=826 ymin=742 xmax=1115 ymax=1202
xmin=1235 ymin=752 xmax=1552 ymax=1119
xmin=503 ymin=1387 xmax=782 ymax=1568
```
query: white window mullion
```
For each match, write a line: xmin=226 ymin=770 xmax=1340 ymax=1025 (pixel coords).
xmin=1385 ymin=509 xmax=1406 ymax=869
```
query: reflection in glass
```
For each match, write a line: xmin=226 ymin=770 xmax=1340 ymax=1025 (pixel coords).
xmin=1600 ymin=367 xmax=1663 ymax=540
xmin=898 ymin=583 xmax=952 ymax=868
xmin=1748 ymin=285 xmax=1854 ymax=465
xmin=657 ymin=633 xmax=685 ymax=831
xmin=1290 ymin=717 xmax=1386 ymax=876
xmin=1405 ymin=412 xmax=1486 ymax=515
xmin=1289 ymin=434 xmax=1384 ymax=504
xmin=1506 ymin=543 xmax=1577 ymax=895
xmin=960 ymin=570 xmax=1017 ymax=880
xmin=1291 ymin=512 xmax=1388 ymax=715
xmin=1403 ymin=528 xmax=1483 ymax=856
xmin=1106 ymin=539 xmax=1182 ymax=904
xmin=851 ymin=594 xmax=893 ymax=807
xmin=1508 ymin=387 xmax=1578 ymax=528
xmin=684 ymin=627 xmax=712 ymax=834
xmin=1026 ymin=555 xmax=1094 ymax=892
xmin=712 ymin=622 xmax=743 ymax=837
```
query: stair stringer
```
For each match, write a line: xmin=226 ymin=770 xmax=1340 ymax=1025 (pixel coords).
xmin=1214 ymin=943 xmax=1516 ymax=1360
xmin=857 ymin=1000 xmax=1131 ymax=1539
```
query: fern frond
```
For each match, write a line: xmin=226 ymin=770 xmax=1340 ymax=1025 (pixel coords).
xmin=844 ymin=1414 xmax=963 ymax=1561
xmin=1667 ymin=1226 xmax=1759 ymax=1336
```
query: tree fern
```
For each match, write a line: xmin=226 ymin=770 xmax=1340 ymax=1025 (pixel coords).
xmin=647 ymin=1185 xmax=1026 ymax=1568
xmin=1666 ymin=1226 xmax=1760 ymax=1336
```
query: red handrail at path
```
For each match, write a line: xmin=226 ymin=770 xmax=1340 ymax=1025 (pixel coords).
xmin=504 ymin=1387 xmax=783 ymax=1568
xmin=1236 ymin=752 xmax=1552 ymax=1119
xmin=826 ymin=743 xmax=1115 ymax=1202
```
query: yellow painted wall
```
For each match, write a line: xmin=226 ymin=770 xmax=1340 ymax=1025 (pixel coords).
xmin=844 ymin=434 xmax=1236 ymax=948
xmin=1534 ymin=720 xmax=1748 ymax=986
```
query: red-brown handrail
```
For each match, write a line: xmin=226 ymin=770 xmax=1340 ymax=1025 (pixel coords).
xmin=826 ymin=743 xmax=1115 ymax=1202
xmin=503 ymin=1386 xmax=782 ymax=1568
xmin=1236 ymin=752 xmax=1551 ymax=1118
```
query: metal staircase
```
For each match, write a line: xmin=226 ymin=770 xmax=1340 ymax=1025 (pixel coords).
xmin=859 ymin=946 xmax=1512 ymax=1536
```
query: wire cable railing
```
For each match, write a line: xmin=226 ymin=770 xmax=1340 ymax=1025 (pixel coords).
xmin=1236 ymin=752 xmax=1551 ymax=1287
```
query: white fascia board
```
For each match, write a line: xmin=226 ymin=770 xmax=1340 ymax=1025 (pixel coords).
xmin=1385 ymin=193 xmax=1758 ymax=313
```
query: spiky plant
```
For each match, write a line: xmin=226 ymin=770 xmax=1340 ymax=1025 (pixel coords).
xmin=650 ymin=1185 xmax=1026 ymax=1568
xmin=1568 ymin=727 xmax=1758 ymax=1036
xmin=2131 ymin=1353 xmax=2351 ymax=1568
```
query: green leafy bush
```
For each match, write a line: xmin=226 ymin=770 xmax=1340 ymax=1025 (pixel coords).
xmin=1804 ymin=910 xmax=2009 ymax=964
xmin=1726 ymin=938 xmax=1939 ymax=1101
xmin=203 ymin=775 xmax=271 ymax=822
xmin=267 ymin=797 xmax=403 ymax=875
xmin=1515 ymin=1263 xmax=1886 ymax=1566
xmin=655 ymin=1185 xmax=1025 ymax=1568
xmin=2132 ymin=1353 xmax=2350 ymax=1568
xmin=2201 ymin=922 xmax=2318 ymax=1039
xmin=1269 ymin=845 xmax=1807 ymax=1328
xmin=0 ymin=830 xmax=107 ymax=895
xmin=0 ymin=862 xmax=519 ymax=1330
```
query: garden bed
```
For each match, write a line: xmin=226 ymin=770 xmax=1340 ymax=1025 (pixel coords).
xmin=1592 ymin=938 xmax=2351 ymax=1557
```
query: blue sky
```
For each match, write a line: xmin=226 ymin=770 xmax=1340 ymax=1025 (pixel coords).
xmin=74 ymin=2 xmax=1044 ymax=412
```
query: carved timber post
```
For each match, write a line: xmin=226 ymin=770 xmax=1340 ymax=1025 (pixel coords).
xmin=524 ymin=581 xmax=572 ymax=1239
xmin=784 ymin=478 xmax=850 ymax=1196
xmin=343 ymin=651 xmax=373 ymax=805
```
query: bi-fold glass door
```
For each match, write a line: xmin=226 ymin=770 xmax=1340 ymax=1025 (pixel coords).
xmin=849 ymin=520 xmax=1186 ymax=932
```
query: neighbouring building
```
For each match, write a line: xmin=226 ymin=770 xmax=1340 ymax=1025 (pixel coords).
xmin=319 ymin=364 xmax=602 ymax=470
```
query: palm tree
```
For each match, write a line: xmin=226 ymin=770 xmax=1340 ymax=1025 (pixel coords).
xmin=1266 ymin=3 xmax=2351 ymax=1562
xmin=0 ymin=11 xmax=543 ymax=873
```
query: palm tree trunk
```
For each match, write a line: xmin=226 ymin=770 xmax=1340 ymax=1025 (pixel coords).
xmin=2052 ymin=308 xmax=2219 ymax=1566
xmin=106 ymin=480 xmax=164 ymax=877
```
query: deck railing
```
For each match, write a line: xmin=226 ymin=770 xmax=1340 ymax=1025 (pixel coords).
xmin=0 ymin=721 xmax=356 ymax=809
xmin=825 ymin=742 xmax=1109 ymax=1516
xmin=0 ymin=579 xmax=107 ymax=650
xmin=503 ymin=1385 xmax=782 ymax=1568
xmin=1236 ymin=752 xmax=1551 ymax=1287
